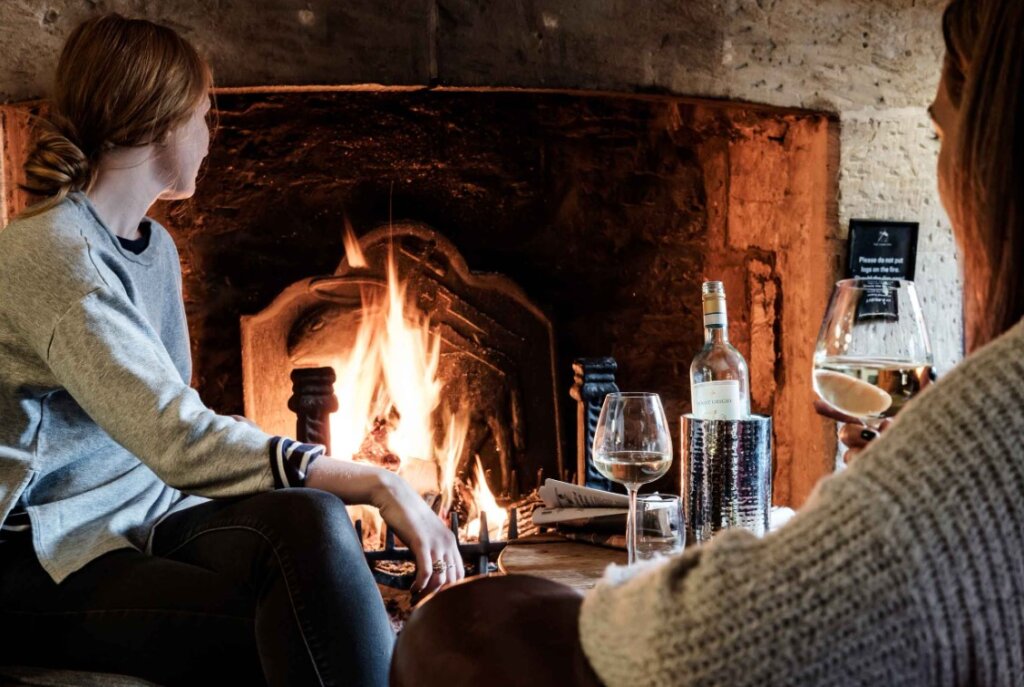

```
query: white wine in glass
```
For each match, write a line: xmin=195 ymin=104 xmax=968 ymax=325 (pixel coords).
xmin=593 ymin=451 xmax=672 ymax=485
xmin=592 ymin=392 xmax=673 ymax=565
xmin=813 ymin=279 xmax=933 ymax=427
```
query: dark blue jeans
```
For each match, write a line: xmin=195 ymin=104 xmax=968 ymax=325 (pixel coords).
xmin=0 ymin=488 xmax=394 ymax=686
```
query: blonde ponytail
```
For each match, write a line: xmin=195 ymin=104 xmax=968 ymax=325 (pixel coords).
xmin=21 ymin=115 xmax=97 ymax=214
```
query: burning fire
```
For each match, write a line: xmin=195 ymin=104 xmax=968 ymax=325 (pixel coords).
xmin=466 ymin=457 xmax=509 ymax=540
xmin=329 ymin=223 xmax=503 ymax=541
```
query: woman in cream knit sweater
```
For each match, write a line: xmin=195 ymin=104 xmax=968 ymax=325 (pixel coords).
xmin=392 ymin=0 xmax=1024 ymax=685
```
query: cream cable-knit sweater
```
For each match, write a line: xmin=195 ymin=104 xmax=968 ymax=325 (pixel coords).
xmin=580 ymin=318 xmax=1024 ymax=686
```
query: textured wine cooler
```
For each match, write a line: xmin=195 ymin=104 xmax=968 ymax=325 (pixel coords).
xmin=681 ymin=414 xmax=773 ymax=544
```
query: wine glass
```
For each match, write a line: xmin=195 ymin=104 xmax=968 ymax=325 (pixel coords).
xmin=592 ymin=392 xmax=673 ymax=565
xmin=813 ymin=278 xmax=933 ymax=429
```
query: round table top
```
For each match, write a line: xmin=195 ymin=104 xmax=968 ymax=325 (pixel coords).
xmin=497 ymin=536 xmax=626 ymax=591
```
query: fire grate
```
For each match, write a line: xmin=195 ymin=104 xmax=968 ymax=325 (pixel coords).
xmin=289 ymin=365 xmax=540 ymax=587
xmin=356 ymin=507 xmax=520 ymax=589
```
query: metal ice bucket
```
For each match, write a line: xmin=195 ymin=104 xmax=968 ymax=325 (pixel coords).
xmin=681 ymin=414 xmax=773 ymax=544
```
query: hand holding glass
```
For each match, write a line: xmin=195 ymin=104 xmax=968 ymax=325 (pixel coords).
xmin=592 ymin=392 xmax=673 ymax=565
xmin=813 ymin=278 xmax=933 ymax=428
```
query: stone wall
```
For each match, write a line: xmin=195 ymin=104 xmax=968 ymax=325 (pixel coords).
xmin=0 ymin=0 xmax=960 ymax=363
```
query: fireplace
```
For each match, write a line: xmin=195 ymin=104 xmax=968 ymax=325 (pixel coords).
xmin=0 ymin=86 xmax=839 ymax=514
xmin=242 ymin=219 xmax=563 ymax=542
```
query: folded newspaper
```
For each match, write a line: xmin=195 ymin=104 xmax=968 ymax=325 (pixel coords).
xmin=531 ymin=479 xmax=631 ymax=526
xmin=532 ymin=479 xmax=797 ymax=547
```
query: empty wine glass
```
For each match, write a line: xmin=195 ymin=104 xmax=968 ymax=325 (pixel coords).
xmin=634 ymin=494 xmax=685 ymax=561
xmin=813 ymin=278 xmax=933 ymax=428
xmin=592 ymin=392 xmax=673 ymax=565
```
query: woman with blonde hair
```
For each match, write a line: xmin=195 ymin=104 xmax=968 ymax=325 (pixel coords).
xmin=393 ymin=0 xmax=1024 ymax=684
xmin=0 ymin=13 xmax=462 ymax=686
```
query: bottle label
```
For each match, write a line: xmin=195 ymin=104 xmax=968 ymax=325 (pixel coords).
xmin=691 ymin=380 xmax=742 ymax=420
xmin=703 ymin=312 xmax=727 ymax=327
xmin=702 ymin=294 xmax=727 ymax=328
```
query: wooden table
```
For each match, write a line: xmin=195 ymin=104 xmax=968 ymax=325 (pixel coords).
xmin=499 ymin=509 xmax=795 ymax=592
xmin=497 ymin=535 xmax=627 ymax=591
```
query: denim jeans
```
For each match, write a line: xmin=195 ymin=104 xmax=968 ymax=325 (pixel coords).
xmin=0 ymin=488 xmax=394 ymax=687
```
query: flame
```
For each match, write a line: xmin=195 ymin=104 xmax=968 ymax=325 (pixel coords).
xmin=328 ymin=222 xmax=509 ymax=544
xmin=330 ymin=300 xmax=382 ymax=463
xmin=379 ymin=252 xmax=442 ymax=463
xmin=342 ymin=216 xmax=368 ymax=268
xmin=438 ymin=412 xmax=470 ymax=516
xmin=466 ymin=457 xmax=508 ymax=541
xmin=330 ymin=222 xmax=469 ymax=502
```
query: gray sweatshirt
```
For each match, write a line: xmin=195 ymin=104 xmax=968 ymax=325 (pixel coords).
xmin=0 ymin=191 xmax=322 ymax=584
xmin=580 ymin=317 xmax=1024 ymax=685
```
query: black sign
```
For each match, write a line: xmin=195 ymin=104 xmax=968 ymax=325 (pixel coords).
xmin=847 ymin=220 xmax=919 ymax=321
xmin=847 ymin=219 xmax=919 ymax=280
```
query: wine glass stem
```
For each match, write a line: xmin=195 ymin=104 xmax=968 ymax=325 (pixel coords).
xmin=626 ymin=485 xmax=639 ymax=566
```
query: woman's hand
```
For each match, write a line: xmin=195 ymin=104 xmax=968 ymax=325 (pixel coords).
xmin=814 ymin=400 xmax=893 ymax=464
xmin=372 ymin=472 xmax=465 ymax=593
xmin=304 ymin=455 xmax=464 ymax=594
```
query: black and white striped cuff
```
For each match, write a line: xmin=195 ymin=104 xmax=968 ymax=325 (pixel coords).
xmin=268 ymin=437 xmax=326 ymax=489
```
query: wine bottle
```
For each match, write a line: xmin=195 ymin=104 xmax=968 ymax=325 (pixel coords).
xmin=689 ymin=281 xmax=751 ymax=420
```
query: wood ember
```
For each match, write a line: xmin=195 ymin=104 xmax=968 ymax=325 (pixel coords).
xmin=510 ymin=490 xmax=545 ymax=539
xmin=376 ymin=560 xmax=417 ymax=577
xmin=354 ymin=416 xmax=401 ymax=471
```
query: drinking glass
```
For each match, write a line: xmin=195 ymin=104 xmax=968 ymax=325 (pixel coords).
xmin=813 ymin=278 xmax=933 ymax=428
xmin=592 ymin=392 xmax=673 ymax=565
xmin=634 ymin=494 xmax=685 ymax=561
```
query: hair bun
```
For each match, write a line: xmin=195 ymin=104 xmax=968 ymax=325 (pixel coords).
xmin=21 ymin=117 xmax=93 ymax=199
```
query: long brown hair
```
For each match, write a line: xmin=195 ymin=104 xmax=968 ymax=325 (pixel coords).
xmin=942 ymin=0 xmax=1024 ymax=352
xmin=19 ymin=13 xmax=212 ymax=218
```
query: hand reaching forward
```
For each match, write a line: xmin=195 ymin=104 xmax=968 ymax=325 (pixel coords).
xmin=372 ymin=473 xmax=465 ymax=593
xmin=304 ymin=456 xmax=464 ymax=594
